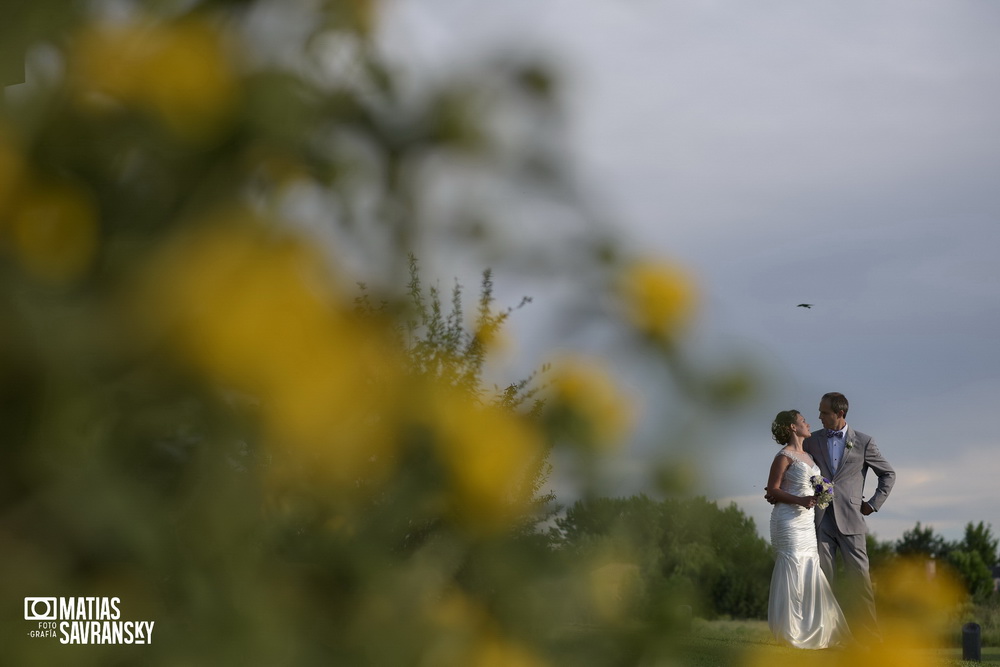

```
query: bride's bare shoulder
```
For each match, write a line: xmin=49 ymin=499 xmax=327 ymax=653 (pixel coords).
xmin=776 ymin=447 xmax=815 ymax=466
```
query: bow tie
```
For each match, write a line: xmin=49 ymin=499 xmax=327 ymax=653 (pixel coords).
xmin=826 ymin=429 xmax=844 ymax=439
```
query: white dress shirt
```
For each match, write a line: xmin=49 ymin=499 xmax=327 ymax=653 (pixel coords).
xmin=827 ymin=426 xmax=848 ymax=474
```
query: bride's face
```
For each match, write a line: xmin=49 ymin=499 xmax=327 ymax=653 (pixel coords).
xmin=792 ymin=414 xmax=810 ymax=437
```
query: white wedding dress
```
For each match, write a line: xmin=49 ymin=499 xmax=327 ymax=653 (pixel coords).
xmin=768 ymin=451 xmax=850 ymax=649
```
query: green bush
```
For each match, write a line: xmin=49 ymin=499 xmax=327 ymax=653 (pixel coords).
xmin=552 ymin=495 xmax=774 ymax=620
xmin=957 ymin=600 xmax=1000 ymax=647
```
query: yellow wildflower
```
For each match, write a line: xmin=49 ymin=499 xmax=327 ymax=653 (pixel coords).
xmin=422 ymin=591 xmax=548 ymax=667
xmin=72 ymin=18 xmax=237 ymax=140
xmin=872 ymin=557 xmax=965 ymax=651
xmin=139 ymin=217 xmax=399 ymax=487
xmin=548 ymin=356 xmax=633 ymax=449
xmin=745 ymin=557 xmax=965 ymax=667
xmin=4 ymin=180 xmax=99 ymax=284
xmin=619 ymin=260 xmax=696 ymax=340
xmin=472 ymin=319 xmax=512 ymax=357
xmin=428 ymin=387 xmax=544 ymax=531
xmin=465 ymin=635 xmax=549 ymax=667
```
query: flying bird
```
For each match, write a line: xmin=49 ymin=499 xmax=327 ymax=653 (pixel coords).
xmin=796 ymin=304 xmax=813 ymax=309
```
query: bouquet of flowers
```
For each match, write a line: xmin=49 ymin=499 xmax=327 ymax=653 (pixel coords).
xmin=810 ymin=475 xmax=834 ymax=509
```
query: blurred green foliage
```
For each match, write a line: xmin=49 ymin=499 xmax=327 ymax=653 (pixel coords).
xmin=0 ymin=1 xmax=717 ymax=665
xmin=552 ymin=495 xmax=773 ymax=622
xmin=894 ymin=521 xmax=999 ymax=605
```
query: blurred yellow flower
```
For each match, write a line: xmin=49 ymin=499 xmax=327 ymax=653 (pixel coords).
xmin=549 ymin=356 xmax=633 ymax=449
xmin=429 ymin=388 xmax=544 ymax=531
xmin=744 ymin=557 xmax=965 ymax=667
xmin=140 ymin=218 xmax=399 ymax=487
xmin=873 ymin=557 xmax=965 ymax=649
xmin=423 ymin=590 xmax=549 ymax=667
xmin=619 ymin=260 xmax=696 ymax=340
xmin=427 ymin=588 xmax=483 ymax=631
xmin=72 ymin=18 xmax=237 ymax=139
xmin=588 ymin=562 xmax=640 ymax=623
xmin=473 ymin=319 xmax=512 ymax=357
xmin=4 ymin=180 xmax=99 ymax=284
xmin=466 ymin=635 xmax=549 ymax=667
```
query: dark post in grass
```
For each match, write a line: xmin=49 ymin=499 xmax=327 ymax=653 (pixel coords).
xmin=963 ymin=622 xmax=981 ymax=662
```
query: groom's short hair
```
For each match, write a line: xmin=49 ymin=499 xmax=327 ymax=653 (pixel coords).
xmin=822 ymin=392 xmax=849 ymax=417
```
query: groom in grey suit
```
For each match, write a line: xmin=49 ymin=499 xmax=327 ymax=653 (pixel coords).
xmin=804 ymin=392 xmax=895 ymax=644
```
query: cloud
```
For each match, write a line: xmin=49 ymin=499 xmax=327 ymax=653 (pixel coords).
xmin=880 ymin=447 xmax=1000 ymax=539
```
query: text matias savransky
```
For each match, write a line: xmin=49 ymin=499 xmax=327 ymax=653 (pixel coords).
xmin=24 ymin=596 xmax=155 ymax=645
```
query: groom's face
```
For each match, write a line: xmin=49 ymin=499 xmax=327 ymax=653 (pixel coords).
xmin=818 ymin=400 xmax=845 ymax=430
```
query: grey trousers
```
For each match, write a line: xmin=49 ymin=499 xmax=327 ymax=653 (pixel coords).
xmin=817 ymin=509 xmax=880 ymax=643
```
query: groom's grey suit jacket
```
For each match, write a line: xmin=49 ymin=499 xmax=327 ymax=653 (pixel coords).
xmin=804 ymin=427 xmax=895 ymax=536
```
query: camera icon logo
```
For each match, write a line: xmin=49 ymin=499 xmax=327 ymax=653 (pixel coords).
xmin=24 ymin=597 xmax=58 ymax=621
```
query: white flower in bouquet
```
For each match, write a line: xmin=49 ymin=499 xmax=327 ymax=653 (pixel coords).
xmin=810 ymin=475 xmax=834 ymax=509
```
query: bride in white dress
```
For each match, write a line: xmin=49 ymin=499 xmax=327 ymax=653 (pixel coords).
xmin=765 ymin=410 xmax=850 ymax=649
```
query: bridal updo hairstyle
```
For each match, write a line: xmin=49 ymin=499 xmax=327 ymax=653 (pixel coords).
xmin=771 ymin=410 xmax=800 ymax=445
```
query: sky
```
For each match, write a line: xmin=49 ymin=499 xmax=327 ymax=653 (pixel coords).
xmin=378 ymin=0 xmax=1000 ymax=543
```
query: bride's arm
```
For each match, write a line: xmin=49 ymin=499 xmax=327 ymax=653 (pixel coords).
xmin=764 ymin=455 xmax=816 ymax=508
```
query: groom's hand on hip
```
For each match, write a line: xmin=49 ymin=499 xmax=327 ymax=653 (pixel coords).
xmin=861 ymin=501 xmax=875 ymax=516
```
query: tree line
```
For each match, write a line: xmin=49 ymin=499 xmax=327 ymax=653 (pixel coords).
xmin=882 ymin=520 xmax=999 ymax=603
xmin=548 ymin=494 xmax=1000 ymax=620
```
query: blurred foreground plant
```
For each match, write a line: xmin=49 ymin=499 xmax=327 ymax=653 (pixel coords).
xmin=0 ymin=1 xmax=737 ymax=666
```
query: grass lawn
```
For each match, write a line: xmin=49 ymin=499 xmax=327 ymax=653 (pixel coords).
xmin=675 ymin=619 xmax=1000 ymax=667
